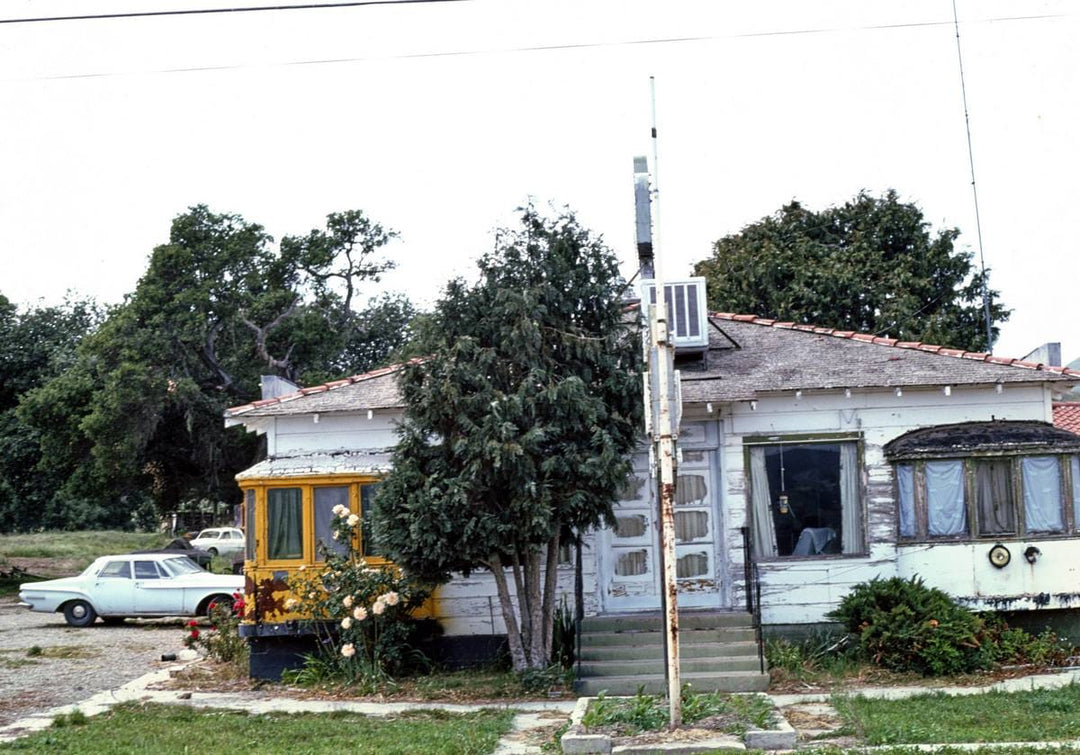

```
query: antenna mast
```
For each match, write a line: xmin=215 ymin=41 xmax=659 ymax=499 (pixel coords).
xmin=952 ymin=0 xmax=994 ymax=352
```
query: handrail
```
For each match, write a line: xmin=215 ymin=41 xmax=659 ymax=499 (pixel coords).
xmin=740 ymin=526 xmax=766 ymax=674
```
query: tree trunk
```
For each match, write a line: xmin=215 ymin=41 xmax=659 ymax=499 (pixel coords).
xmin=541 ymin=529 xmax=560 ymax=664
xmin=511 ymin=552 xmax=531 ymax=656
xmin=489 ymin=553 xmax=528 ymax=672
xmin=525 ymin=549 xmax=545 ymax=668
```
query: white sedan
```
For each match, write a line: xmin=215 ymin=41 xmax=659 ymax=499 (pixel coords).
xmin=18 ymin=553 xmax=244 ymax=627
xmin=189 ymin=527 xmax=245 ymax=558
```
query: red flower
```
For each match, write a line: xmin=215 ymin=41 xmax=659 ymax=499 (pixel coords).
xmin=187 ymin=620 xmax=198 ymax=627
xmin=190 ymin=629 xmax=200 ymax=640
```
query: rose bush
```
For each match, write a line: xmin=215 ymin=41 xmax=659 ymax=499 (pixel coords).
xmin=286 ymin=502 xmax=432 ymax=688
xmin=182 ymin=592 xmax=248 ymax=667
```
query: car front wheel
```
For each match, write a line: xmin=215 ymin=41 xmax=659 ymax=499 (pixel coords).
xmin=63 ymin=600 xmax=97 ymax=627
xmin=204 ymin=594 xmax=233 ymax=617
xmin=207 ymin=548 xmax=219 ymax=557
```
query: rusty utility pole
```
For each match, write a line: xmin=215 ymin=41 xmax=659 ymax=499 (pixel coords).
xmin=644 ymin=75 xmax=681 ymax=727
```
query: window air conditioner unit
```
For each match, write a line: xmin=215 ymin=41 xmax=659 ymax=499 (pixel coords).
xmin=641 ymin=277 xmax=709 ymax=351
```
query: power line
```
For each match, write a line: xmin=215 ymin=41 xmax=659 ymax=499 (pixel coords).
xmin=0 ymin=0 xmax=472 ymax=25
xmin=3 ymin=12 xmax=1067 ymax=84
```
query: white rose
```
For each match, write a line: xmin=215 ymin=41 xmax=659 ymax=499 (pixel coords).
xmin=372 ymin=599 xmax=386 ymax=616
xmin=352 ymin=605 xmax=368 ymax=622
xmin=383 ymin=591 xmax=400 ymax=607
xmin=347 ymin=514 xmax=360 ymax=527
xmin=341 ymin=643 xmax=356 ymax=658
xmin=341 ymin=617 xmax=352 ymax=630
xmin=343 ymin=595 xmax=353 ymax=608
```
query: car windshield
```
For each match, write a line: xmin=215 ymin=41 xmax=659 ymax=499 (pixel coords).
xmin=196 ymin=530 xmax=218 ymax=539
xmin=160 ymin=557 xmax=203 ymax=577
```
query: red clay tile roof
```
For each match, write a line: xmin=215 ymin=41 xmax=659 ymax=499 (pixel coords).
xmin=709 ymin=313 xmax=1080 ymax=379
xmin=1053 ymin=402 xmax=1080 ymax=436
xmin=224 ymin=360 xmax=421 ymax=418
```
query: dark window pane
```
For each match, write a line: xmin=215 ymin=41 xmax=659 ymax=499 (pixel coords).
xmin=975 ymin=460 xmax=1015 ymax=535
xmin=765 ymin=444 xmax=842 ymax=556
xmin=134 ymin=561 xmax=160 ymax=579
xmin=314 ymin=486 xmax=351 ymax=560
xmin=267 ymin=488 xmax=303 ymax=560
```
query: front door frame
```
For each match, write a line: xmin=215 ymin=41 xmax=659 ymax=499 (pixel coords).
xmin=598 ymin=420 xmax=730 ymax=613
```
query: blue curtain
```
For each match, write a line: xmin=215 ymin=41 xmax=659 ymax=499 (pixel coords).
xmin=1022 ymin=456 xmax=1063 ymax=533
xmin=897 ymin=464 xmax=916 ymax=538
xmin=926 ymin=460 xmax=965 ymax=536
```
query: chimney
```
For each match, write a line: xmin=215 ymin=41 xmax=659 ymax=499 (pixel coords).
xmin=260 ymin=375 xmax=300 ymax=400
xmin=633 ymin=155 xmax=654 ymax=280
xmin=1020 ymin=343 xmax=1062 ymax=367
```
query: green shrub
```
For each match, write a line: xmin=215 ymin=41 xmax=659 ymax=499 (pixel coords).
xmin=829 ymin=577 xmax=1077 ymax=677
xmin=828 ymin=576 xmax=987 ymax=676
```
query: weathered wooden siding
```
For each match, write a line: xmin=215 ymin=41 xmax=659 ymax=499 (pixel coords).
xmin=433 ymin=531 xmax=599 ymax=636
xmin=269 ymin=412 xmax=399 ymax=456
xmin=715 ymin=383 xmax=1053 ymax=625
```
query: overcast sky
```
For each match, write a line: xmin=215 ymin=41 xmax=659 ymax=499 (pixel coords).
xmin=1 ymin=0 xmax=1077 ymax=363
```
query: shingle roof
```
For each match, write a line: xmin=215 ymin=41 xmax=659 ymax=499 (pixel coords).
xmin=1053 ymin=402 xmax=1080 ymax=436
xmin=224 ymin=361 xmax=415 ymax=418
xmin=224 ymin=317 xmax=1080 ymax=419
xmin=679 ymin=314 xmax=1079 ymax=403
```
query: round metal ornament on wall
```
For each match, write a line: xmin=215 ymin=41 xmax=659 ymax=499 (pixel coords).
xmin=988 ymin=543 xmax=1011 ymax=569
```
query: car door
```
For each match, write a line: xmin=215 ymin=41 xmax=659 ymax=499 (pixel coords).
xmin=92 ymin=559 xmax=137 ymax=614
xmin=133 ymin=560 xmax=178 ymax=614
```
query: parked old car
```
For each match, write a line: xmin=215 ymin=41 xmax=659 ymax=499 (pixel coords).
xmin=189 ymin=527 xmax=245 ymax=558
xmin=18 ymin=553 xmax=244 ymax=627
xmin=132 ymin=537 xmax=214 ymax=569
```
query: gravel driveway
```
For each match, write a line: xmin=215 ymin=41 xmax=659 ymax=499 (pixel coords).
xmin=0 ymin=596 xmax=190 ymax=727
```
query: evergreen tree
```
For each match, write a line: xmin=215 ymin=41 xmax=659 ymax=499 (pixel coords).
xmin=374 ymin=207 xmax=641 ymax=671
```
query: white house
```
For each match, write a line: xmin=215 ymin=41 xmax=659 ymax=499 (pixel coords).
xmin=225 ymin=299 xmax=1080 ymax=684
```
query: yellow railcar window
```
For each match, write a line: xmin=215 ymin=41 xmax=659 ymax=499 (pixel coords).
xmin=267 ymin=487 xmax=304 ymax=560
xmin=314 ymin=486 xmax=351 ymax=561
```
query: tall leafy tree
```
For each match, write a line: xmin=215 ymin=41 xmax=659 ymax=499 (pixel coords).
xmin=18 ymin=206 xmax=413 ymax=529
xmin=693 ymin=190 xmax=1010 ymax=352
xmin=374 ymin=207 xmax=642 ymax=671
xmin=0 ymin=295 xmax=101 ymax=530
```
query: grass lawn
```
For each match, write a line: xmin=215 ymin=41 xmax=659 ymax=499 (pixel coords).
xmin=0 ymin=704 xmax=514 ymax=754
xmin=833 ymin=683 xmax=1080 ymax=745
xmin=0 ymin=530 xmax=169 ymax=563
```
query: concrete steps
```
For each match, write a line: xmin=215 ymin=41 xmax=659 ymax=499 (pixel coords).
xmin=573 ymin=610 xmax=769 ymax=696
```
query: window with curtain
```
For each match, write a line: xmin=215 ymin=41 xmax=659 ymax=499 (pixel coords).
xmin=244 ymin=489 xmax=255 ymax=561
xmin=896 ymin=454 xmax=1074 ymax=540
xmin=314 ymin=486 xmax=351 ymax=560
xmin=748 ymin=440 xmax=862 ymax=558
xmin=926 ymin=460 xmax=967 ymax=537
xmin=360 ymin=483 xmax=383 ymax=557
xmin=267 ymin=487 xmax=303 ymax=560
xmin=1021 ymin=456 xmax=1064 ymax=533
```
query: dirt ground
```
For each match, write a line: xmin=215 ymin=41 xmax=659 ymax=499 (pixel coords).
xmin=0 ymin=596 xmax=190 ymax=728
